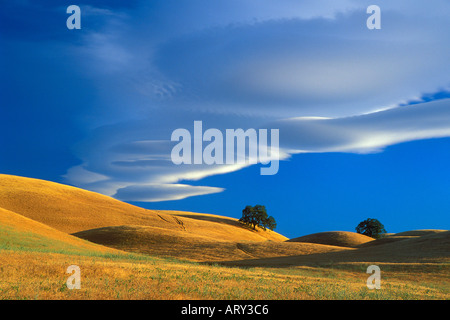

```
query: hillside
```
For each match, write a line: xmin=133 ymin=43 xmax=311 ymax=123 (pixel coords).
xmin=0 ymin=174 xmax=360 ymax=262
xmin=73 ymin=225 xmax=349 ymax=261
xmin=0 ymin=174 xmax=286 ymax=243
xmin=358 ymin=229 xmax=448 ymax=248
xmin=1 ymin=174 xmax=448 ymax=267
xmin=393 ymin=230 xmax=447 ymax=237
xmin=0 ymin=207 xmax=117 ymax=255
xmin=287 ymin=231 xmax=374 ymax=247
xmin=220 ymin=230 xmax=450 ymax=267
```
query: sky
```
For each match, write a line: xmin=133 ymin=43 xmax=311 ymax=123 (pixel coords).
xmin=1 ymin=0 xmax=450 ymax=238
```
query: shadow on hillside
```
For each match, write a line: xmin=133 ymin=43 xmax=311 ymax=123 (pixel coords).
xmin=214 ymin=231 xmax=450 ymax=269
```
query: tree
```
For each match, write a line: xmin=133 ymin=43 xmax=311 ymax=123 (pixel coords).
xmin=239 ymin=205 xmax=277 ymax=231
xmin=355 ymin=218 xmax=386 ymax=239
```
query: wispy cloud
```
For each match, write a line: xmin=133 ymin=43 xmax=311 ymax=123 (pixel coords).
xmin=271 ymin=98 xmax=450 ymax=154
xmin=114 ymin=184 xmax=224 ymax=202
xmin=59 ymin=0 xmax=450 ymax=201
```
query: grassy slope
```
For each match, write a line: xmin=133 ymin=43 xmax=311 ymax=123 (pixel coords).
xmin=220 ymin=231 xmax=450 ymax=267
xmin=287 ymin=231 xmax=375 ymax=247
xmin=0 ymin=174 xmax=286 ymax=243
xmin=73 ymin=225 xmax=350 ymax=261
xmin=357 ymin=230 xmax=448 ymax=248
xmin=0 ymin=207 xmax=119 ymax=255
xmin=0 ymin=174 xmax=448 ymax=300
xmin=0 ymin=174 xmax=308 ymax=262
xmin=1 ymin=250 xmax=448 ymax=300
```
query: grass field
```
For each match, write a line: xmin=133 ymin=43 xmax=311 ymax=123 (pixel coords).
xmin=1 ymin=223 xmax=448 ymax=300
xmin=1 ymin=249 xmax=448 ymax=300
xmin=0 ymin=174 xmax=449 ymax=300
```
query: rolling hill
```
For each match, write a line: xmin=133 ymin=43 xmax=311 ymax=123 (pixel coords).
xmin=220 ymin=230 xmax=450 ymax=267
xmin=1 ymin=174 xmax=448 ymax=266
xmin=0 ymin=174 xmax=285 ymax=243
xmin=357 ymin=229 xmax=448 ymax=248
xmin=0 ymin=207 xmax=117 ymax=255
xmin=0 ymin=174 xmax=308 ymax=261
xmin=287 ymin=231 xmax=374 ymax=247
xmin=73 ymin=225 xmax=350 ymax=261
xmin=0 ymin=174 xmax=448 ymax=301
xmin=0 ymin=174 xmax=360 ymax=262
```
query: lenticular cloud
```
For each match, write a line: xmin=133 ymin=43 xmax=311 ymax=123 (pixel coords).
xmin=62 ymin=0 xmax=450 ymax=202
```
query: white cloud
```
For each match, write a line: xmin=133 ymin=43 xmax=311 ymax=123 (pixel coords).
xmin=65 ymin=99 xmax=450 ymax=201
xmin=114 ymin=183 xmax=224 ymax=202
xmin=63 ymin=110 xmax=283 ymax=200
xmin=63 ymin=1 xmax=450 ymax=202
xmin=149 ymin=10 xmax=450 ymax=117
xmin=270 ymin=99 xmax=450 ymax=154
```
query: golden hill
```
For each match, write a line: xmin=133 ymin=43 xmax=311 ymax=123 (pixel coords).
xmin=220 ymin=230 xmax=450 ymax=268
xmin=2 ymin=174 xmax=447 ymax=266
xmin=0 ymin=207 xmax=117 ymax=254
xmin=0 ymin=174 xmax=286 ymax=244
xmin=357 ymin=235 xmax=415 ymax=248
xmin=73 ymin=225 xmax=349 ymax=262
xmin=0 ymin=174 xmax=353 ymax=262
xmin=287 ymin=231 xmax=374 ymax=247
xmin=0 ymin=174 xmax=291 ymax=262
xmin=358 ymin=229 xmax=448 ymax=248
xmin=393 ymin=229 xmax=447 ymax=237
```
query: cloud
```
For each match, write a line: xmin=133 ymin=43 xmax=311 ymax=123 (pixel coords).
xmin=114 ymin=183 xmax=224 ymax=202
xmin=64 ymin=99 xmax=450 ymax=202
xmin=270 ymin=98 xmax=450 ymax=154
xmin=71 ymin=1 xmax=450 ymax=121
xmin=151 ymin=11 xmax=450 ymax=117
xmin=63 ymin=109 xmax=286 ymax=200
xmin=60 ymin=1 xmax=450 ymax=202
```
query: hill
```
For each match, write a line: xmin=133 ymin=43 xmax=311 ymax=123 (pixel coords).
xmin=392 ymin=229 xmax=447 ymax=237
xmin=1 ymin=174 xmax=447 ymax=266
xmin=287 ymin=231 xmax=374 ymax=247
xmin=0 ymin=174 xmax=286 ymax=244
xmin=358 ymin=229 xmax=448 ymax=248
xmin=0 ymin=174 xmax=358 ymax=262
xmin=0 ymin=207 xmax=117 ymax=255
xmin=220 ymin=230 xmax=450 ymax=267
xmin=73 ymin=225 xmax=349 ymax=261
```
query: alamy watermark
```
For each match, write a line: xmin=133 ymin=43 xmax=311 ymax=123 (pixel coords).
xmin=367 ymin=5 xmax=381 ymax=30
xmin=66 ymin=265 xmax=81 ymax=289
xmin=66 ymin=5 xmax=81 ymax=30
xmin=366 ymin=265 xmax=381 ymax=289
xmin=171 ymin=121 xmax=280 ymax=175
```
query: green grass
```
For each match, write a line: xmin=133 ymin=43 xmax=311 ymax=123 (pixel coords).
xmin=0 ymin=224 xmax=88 ymax=253
xmin=0 ymin=224 xmax=161 ymax=262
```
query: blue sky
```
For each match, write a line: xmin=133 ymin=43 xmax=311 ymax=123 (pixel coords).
xmin=1 ymin=1 xmax=450 ymax=238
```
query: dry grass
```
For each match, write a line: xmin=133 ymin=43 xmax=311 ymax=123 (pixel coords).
xmin=359 ymin=229 xmax=448 ymax=248
xmin=0 ymin=174 xmax=285 ymax=243
xmin=73 ymin=225 xmax=350 ymax=262
xmin=219 ymin=231 xmax=450 ymax=268
xmin=0 ymin=174 xmax=292 ymax=264
xmin=0 ymin=174 xmax=448 ymax=300
xmin=393 ymin=230 xmax=447 ymax=237
xmin=287 ymin=231 xmax=375 ymax=247
xmin=0 ymin=250 xmax=448 ymax=300
xmin=0 ymin=207 xmax=118 ymax=255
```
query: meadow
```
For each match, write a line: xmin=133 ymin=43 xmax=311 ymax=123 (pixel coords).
xmin=1 ymin=248 xmax=448 ymax=300
xmin=0 ymin=174 xmax=448 ymax=300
